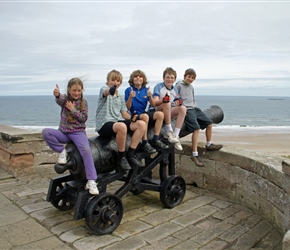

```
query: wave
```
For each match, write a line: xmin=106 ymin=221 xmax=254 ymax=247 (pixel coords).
xmin=12 ymin=125 xmax=290 ymax=135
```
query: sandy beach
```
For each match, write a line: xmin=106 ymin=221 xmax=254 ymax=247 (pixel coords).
xmin=180 ymin=127 xmax=290 ymax=157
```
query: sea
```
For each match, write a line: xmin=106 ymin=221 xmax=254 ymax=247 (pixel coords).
xmin=1 ymin=95 xmax=290 ymax=135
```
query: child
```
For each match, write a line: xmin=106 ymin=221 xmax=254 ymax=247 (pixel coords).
xmin=176 ymin=68 xmax=223 ymax=167
xmin=150 ymin=67 xmax=186 ymax=151
xmin=125 ymin=69 xmax=169 ymax=152
xmin=42 ymin=78 xmax=99 ymax=195
xmin=95 ymin=69 xmax=147 ymax=170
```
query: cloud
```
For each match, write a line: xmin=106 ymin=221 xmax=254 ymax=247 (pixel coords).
xmin=0 ymin=1 xmax=290 ymax=96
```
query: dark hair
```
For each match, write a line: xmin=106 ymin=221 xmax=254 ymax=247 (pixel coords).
xmin=128 ymin=69 xmax=148 ymax=87
xmin=184 ymin=68 xmax=196 ymax=79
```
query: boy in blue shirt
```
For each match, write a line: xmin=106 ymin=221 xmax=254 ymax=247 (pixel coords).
xmin=125 ymin=69 xmax=169 ymax=152
xmin=176 ymin=68 xmax=223 ymax=167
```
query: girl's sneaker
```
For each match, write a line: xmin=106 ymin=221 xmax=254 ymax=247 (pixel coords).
xmin=58 ymin=149 xmax=67 ymax=164
xmin=86 ymin=180 xmax=99 ymax=195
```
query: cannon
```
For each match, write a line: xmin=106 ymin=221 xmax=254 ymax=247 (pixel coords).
xmin=46 ymin=105 xmax=223 ymax=235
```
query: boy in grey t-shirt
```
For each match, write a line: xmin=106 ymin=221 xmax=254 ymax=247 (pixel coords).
xmin=176 ymin=68 xmax=223 ymax=167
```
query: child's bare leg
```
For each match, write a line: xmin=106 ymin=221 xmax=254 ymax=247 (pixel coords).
xmin=130 ymin=120 xmax=146 ymax=148
xmin=191 ymin=129 xmax=199 ymax=152
xmin=113 ymin=122 xmax=127 ymax=152
xmin=156 ymin=102 xmax=171 ymax=125
xmin=172 ymin=106 xmax=186 ymax=131
xmin=139 ymin=113 xmax=149 ymax=140
xmin=205 ymin=124 xmax=213 ymax=143
xmin=153 ymin=111 xmax=164 ymax=135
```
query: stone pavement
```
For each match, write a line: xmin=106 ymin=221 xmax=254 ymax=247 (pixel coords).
xmin=0 ymin=167 xmax=283 ymax=250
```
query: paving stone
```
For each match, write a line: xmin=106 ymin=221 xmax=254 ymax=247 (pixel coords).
xmin=60 ymin=227 xmax=89 ymax=244
xmin=254 ymin=228 xmax=283 ymax=249
xmin=102 ymin=235 xmax=147 ymax=250
xmin=42 ymin=213 xmax=74 ymax=229
xmin=212 ymin=199 xmax=233 ymax=209
xmin=141 ymin=236 xmax=182 ymax=250
xmin=172 ymin=205 xmax=218 ymax=227
xmin=213 ymin=206 xmax=240 ymax=220
xmin=219 ymin=224 xmax=249 ymax=242
xmin=140 ymin=208 xmax=181 ymax=226
xmin=30 ymin=207 xmax=72 ymax=222
xmin=0 ymin=218 xmax=52 ymax=246
xmin=192 ymin=221 xmax=233 ymax=245
xmin=114 ymin=220 xmax=152 ymax=239
xmin=171 ymin=238 xmax=201 ymax=249
xmin=22 ymin=201 xmax=52 ymax=213
xmin=51 ymin=220 xmax=86 ymax=236
xmin=137 ymin=222 xmax=182 ymax=244
xmin=13 ymin=236 xmax=74 ymax=250
xmin=73 ymin=234 xmax=120 ymax=250
xmin=199 ymin=240 xmax=229 ymax=250
xmin=0 ymin=193 xmax=28 ymax=227
xmin=232 ymin=232 xmax=258 ymax=249
xmin=173 ymin=224 xmax=204 ymax=241
xmin=0 ymin=236 xmax=12 ymax=249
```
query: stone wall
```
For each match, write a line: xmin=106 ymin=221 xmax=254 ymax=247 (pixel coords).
xmin=1 ymin=124 xmax=290 ymax=248
xmin=0 ymin=125 xmax=57 ymax=177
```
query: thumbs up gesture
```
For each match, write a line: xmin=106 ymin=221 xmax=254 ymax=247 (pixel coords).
xmin=130 ymin=87 xmax=136 ymax=98
xmin=53 ymin=84 xmax=60 ymax=97
xmin=147 ymin=86 xmax=152 ymax=97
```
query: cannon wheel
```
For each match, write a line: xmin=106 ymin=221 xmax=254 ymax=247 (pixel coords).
xmin=160 ymin=175 xmax=186 ymax=208
xmin=85 ymin=192 xmax=123 ymax=235
xmin=50 ymin=182 xmax=75 ymax=211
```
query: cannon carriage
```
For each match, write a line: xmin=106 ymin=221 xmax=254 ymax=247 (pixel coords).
xmin=46 ymin=105 xmax=223 ymax=235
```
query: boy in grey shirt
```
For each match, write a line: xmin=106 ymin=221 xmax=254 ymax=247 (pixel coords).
xmin=176 ymin=68 xmax=222 ymax=167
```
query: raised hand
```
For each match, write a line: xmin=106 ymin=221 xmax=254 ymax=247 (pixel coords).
xmin=147 ymin=86 xmax=152 ymax=97
xmin=53 ymin=84 xmax=60 ymax=97
xmin=109 ymin=85 xmax=117 ymax=95
xmin=130 ymin=87 xmax=136 ymax=98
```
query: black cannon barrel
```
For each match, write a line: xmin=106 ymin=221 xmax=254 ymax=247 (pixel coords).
xmin=203 ymin=105 xmax=224 ymax=124
xmin=55 ymin=105 xmax=224 ymax=177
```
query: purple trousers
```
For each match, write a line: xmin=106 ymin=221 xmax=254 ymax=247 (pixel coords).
xmin=42 ymin=128 xmax=97 ymax=180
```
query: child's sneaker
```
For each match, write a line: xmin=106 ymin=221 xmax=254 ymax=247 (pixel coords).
xmin=86 ymin=180 xmax=99 ymax=195
xmin=174 ymin=141 xmax=183 ymax=151
xmin=164 ymin=131 xmax=179 ymax=143
xmin=58 ymin=149 xmax=67 ymax=165
xmin=191 ymin=155 xmax=204 ymax=167
xmin=206 ymin=143 xmax=223 ymax=151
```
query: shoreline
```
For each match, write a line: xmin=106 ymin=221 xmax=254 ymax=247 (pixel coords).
xmin=180 ymin=127 xmax=290 ymax=157
xmin=1 ymin=124 xmax=289 ymax=157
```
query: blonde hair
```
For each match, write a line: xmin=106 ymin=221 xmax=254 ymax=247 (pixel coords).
xmin=106 ymin=69 xmax=123 ymax=85
xmin=66 ymin=77 xmax=85 ymax=123
xmin=128 ymin=69 xmax=148 ymax=87
xmin=163 ymin=67 xmax=177 ymax=79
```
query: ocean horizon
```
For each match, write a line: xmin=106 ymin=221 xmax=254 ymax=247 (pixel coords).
xmin=1 ymin=95 xmax=290 ymax=133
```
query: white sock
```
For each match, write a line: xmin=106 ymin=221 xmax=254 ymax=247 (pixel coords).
xmin=206 ymin=141 xmax=212 ymax=146
xmin=166 ymin=124 xmax=173 ymax=132
xmin=192 ymin=151 xmax=198 ymax=157
xmin=174 ymin=128 xmax=181 ymax=138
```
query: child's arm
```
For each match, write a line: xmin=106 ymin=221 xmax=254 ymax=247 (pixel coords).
xmin=125 ymin=87 xmax=135 ymax=110
xmin=54 ymin=84 xmax=65 ymax=106
xmin=147 ymin=86 xmax=156 ymax=107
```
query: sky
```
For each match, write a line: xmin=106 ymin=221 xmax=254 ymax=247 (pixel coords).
xmin=0 ymin=0 xmax=290 ymax=97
